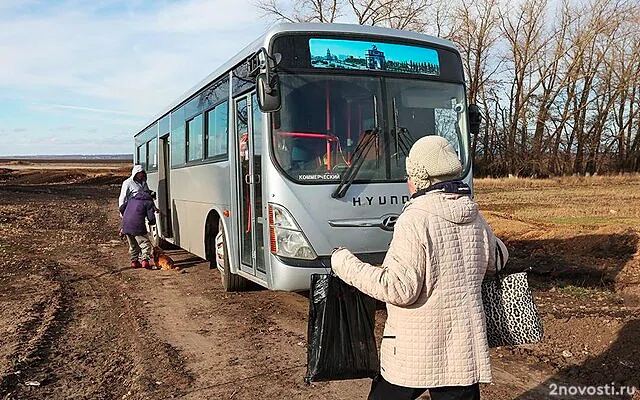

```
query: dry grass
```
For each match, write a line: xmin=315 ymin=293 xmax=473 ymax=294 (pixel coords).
xmin=0 ymin=164 xmax=130 ymax=185
xmin=475 ymin=175 xmax=640 ymax=228
xmin=475 ymin=175 xmax=640 ymax=299
xmin=557 ymin=284 xmax=621 ymax=300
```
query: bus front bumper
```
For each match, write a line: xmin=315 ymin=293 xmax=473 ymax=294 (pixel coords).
xmin=268 ymin=252 xmax=385 ymax=291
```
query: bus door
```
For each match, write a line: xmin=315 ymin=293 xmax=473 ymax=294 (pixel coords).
xmin=234 ymin=93 xmax=266 ymax=278
xmin=158 ymin=134 xmax=172 ymax=238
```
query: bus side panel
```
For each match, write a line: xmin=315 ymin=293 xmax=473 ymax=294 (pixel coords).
xmin=169 ymin=162 xmax=232 ymax=261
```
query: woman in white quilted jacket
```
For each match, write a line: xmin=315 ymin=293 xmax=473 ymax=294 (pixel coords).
xmin=331 ymin=136 xmax=507 ymax=400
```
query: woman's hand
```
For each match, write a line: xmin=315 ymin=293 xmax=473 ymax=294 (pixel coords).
xmin=332 ymin=246 xmax=346 ymax=254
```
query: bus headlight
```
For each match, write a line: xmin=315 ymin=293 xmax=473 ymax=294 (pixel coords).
xmin=268 ymin=203 xmax=317 ymax=260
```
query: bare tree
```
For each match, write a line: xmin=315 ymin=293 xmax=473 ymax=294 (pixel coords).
xmin=257 ymin=0 xmax=428 ymax=29
xmin=346 ymin=0 xmax=392 ymax=25
xmin=610 ymin=8 xmax=640 ymax=171
xmin=528 ymin=0 xmax=578 ymax=176
xmin=499 ymin=0 xmax=553 ymax=175
xmin=373 ymin=0 xmax=431 ymax=30
xmin=447 ymin=0 xmax=503 ymax=162
xmin=257 ymin=0 xmax=341 ymax=22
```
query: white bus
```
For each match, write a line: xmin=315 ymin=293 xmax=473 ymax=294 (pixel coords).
xmin=134 ymin=23 xmax=480 ymax=291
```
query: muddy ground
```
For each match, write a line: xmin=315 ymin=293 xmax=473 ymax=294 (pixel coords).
xmin=0 ymin=166 xmax=638 ymax=399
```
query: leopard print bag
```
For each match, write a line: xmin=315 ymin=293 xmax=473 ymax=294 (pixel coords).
xmin=482 ymin=243 xmax=544 ymax=348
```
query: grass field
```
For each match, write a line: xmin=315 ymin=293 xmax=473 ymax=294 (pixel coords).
xmin=0 ymin=158 xmax=131 ymax=170
xmin=476 ymin=175 xmax=640 ymax=227
xmin=475 ymin=175 xmax=640 ymax=300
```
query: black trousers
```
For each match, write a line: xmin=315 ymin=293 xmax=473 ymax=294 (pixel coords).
xmin=368 ymin=375 xmax=481 ymax=400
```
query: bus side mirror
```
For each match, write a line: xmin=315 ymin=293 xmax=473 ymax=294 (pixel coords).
xmin=257 ymin=73 xmax=281 ymax=113
xmin=468 ymin=104 xmax=482 ymax=136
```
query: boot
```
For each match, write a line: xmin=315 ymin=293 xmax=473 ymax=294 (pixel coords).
xmin=131 ymin=260 xmax=142 ymax=268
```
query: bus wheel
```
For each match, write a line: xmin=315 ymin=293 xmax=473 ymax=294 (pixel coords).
xmin=214 ymin=221 xmax=249 ymax=292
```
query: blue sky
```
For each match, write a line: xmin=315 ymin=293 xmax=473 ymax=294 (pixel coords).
xmin=0 ymin=0 xmax=271 ymax=155
xmin=309 ymin=38 xmax=439 ymax=66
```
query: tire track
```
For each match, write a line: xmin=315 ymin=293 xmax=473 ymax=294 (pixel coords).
xmin=1 ymin=185 xmax=194 ymax=400
xmin=0 ymin=264 xmax=66 ymax=397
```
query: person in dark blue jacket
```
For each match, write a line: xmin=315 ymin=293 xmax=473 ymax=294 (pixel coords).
xmin=119 ymin=191 xmax=156 ymax=269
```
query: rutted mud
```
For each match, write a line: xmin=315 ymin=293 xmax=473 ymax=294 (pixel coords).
xmin=1 ymin=167 xmax=638 ymax=399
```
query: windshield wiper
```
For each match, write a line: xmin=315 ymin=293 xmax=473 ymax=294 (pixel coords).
xmin=391 ymin=97 xmax=414 ymax=162
xmin=331 ymin=128 xmax=380 ymax=199
xmin=395 ymin=127 xmax=414 ymax=158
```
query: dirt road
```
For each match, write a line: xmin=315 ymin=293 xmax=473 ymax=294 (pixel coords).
xmin=1 ymin=173 xmax=638 ymax=399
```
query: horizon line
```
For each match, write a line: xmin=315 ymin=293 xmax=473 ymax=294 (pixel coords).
xmin=0 ymin=153 xmax=133 ymax=158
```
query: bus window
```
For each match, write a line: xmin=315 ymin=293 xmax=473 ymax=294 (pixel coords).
xmin=206 ymin=101 xmax=228 ymax=159
xmin=137 ymin=143 xmax=147 ymax=169
xmin=171 ymin=124 xmax=186 ymax=166
xmin=237 ymin=100 xmax=249 ymax=161
xmin=273 ymin=74 xmax=382 ymax=181
xmin=187 ymin=114 xmax=204 ymax=162
xmin=148 ymin=137 xmax=158 ymax=170
xmin=386 ymin=79 xmax=468 ymax=179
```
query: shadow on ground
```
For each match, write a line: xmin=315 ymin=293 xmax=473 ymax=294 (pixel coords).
xmin=504 ymin=232 xmax=638 ymax=292
xmin=516 ymin=319 xmax=640 ymax=399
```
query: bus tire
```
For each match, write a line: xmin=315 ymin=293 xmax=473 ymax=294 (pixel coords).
xmin=214 ymin=221 xmax=249 ymax=292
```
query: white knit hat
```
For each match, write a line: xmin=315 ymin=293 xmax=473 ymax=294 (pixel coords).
xmin=405 ymin=136 xmax=462 ymax=189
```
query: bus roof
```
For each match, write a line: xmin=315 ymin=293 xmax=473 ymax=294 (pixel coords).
xmin=135 ymin=23 xmax=459 ymax=137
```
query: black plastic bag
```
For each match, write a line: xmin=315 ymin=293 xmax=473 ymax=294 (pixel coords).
xmin=305 ymin=273 xmax=379 ymax=383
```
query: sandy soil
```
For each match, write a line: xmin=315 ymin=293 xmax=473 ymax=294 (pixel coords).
xmin=0 ymin=166 xmax=638 ymax=400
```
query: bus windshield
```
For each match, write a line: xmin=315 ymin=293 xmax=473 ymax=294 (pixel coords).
xmin=272 ymin=73 xmax=469 ymax=184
